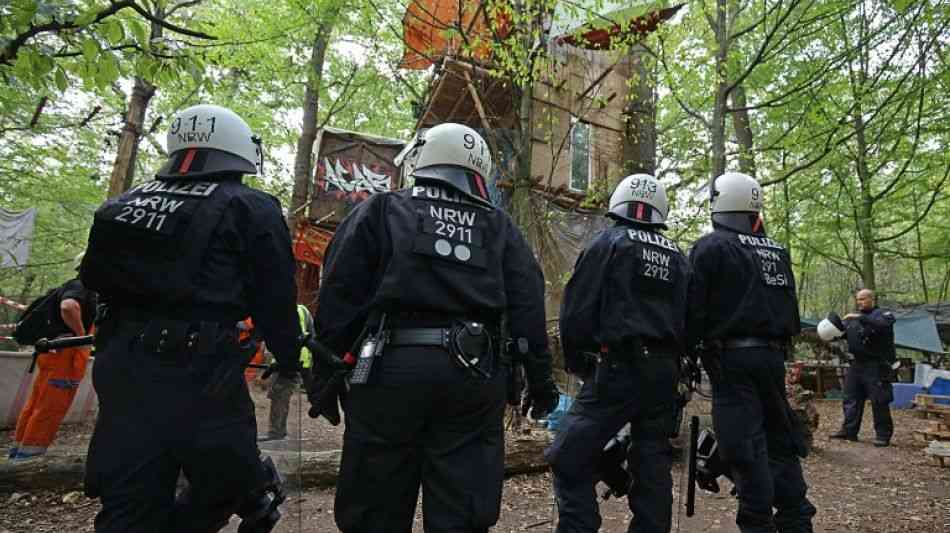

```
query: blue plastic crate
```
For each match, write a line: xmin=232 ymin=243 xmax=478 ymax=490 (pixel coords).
xmin=891 ymin=383 xmax=925 ymax=409
xmin=929 ymin=377 xmax=950 ymax=405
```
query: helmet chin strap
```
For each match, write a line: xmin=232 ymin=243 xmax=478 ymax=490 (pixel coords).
xmin=711 ymin=212 xmax=766 ymax=235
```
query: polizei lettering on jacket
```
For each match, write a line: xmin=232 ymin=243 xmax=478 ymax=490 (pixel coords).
xmin=736 ymin=233 xmax=792 ymax=288
xmin=736 ymin=233 xmax=784 ymax=250
xmin=131 ymin=180 xmax=220 ymax=197
xmin=627 ymin=229 xmax=679 ymax=252
xmin=412 ymin=185 xmax=466 ymax=204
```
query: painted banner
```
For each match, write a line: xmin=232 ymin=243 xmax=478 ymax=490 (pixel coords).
xmin=309 ymin=127 xmax=405 ymax=226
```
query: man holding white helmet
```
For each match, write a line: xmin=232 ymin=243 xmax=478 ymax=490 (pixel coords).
xmin=686 ymin=172 xmax=815 ymax=533
xmin=80 ymin=104 xmax=300 ymax=532
xmin=310 ymin=122 xmax=558 ymax=531
xmin=546 ymin=173 xmax=687 ymax=532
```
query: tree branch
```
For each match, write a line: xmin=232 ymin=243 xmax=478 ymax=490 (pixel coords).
xmin=128 ymin=2 xmax=216 ymax=40
xmin=0 ymin=0 xmax=136 ymax=64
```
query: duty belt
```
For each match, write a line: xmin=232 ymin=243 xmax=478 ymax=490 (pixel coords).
xmin=721 ymin=337 xmax=787 ymax=350
xmin=388 ymin=328 xmax=453 ymax=348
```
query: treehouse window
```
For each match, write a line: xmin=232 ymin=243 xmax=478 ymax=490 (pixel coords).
xmin=570 ymin=118 xmax=591 ymax=192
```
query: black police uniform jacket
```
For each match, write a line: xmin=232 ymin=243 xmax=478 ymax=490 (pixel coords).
xmin=559 ymin=223 xmax=689 ymax=372
xmin=81 ymin=177 xmax=301 ymax=368
xmin=314 ymin=183 xmax=549 ymax=373
xmin=686 ymin=224 xmax=800 ymax=347
xmin=845 ymin=307 xmax=896 ymax=363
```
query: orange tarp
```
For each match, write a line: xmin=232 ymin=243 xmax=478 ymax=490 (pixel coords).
xmin=400 ymin=0 xmax=509 ymax=70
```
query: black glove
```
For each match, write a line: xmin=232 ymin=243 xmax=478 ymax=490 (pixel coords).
xmin=522 ymin=381 xmax=559 ymax=420
xmin=302 ymin=335 xmax=353 ymax=425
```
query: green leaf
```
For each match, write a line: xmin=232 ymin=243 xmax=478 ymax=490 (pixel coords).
xmin=55 ymin=68 xmax=68 ymax=92
xmin=82 ymin=39 xmax=99 ymax=62
xmin=128 ymin=19 xmax=148 ymax=46
xmin=103 ymin=20 xmax=125 ymax=46
xmin=74 ymin=7 xmax=100 ymax=27
xmin=892 ymin=0 xmax=911 ymax=12
xmin=96 ymin=53 xmax=120 ymax=87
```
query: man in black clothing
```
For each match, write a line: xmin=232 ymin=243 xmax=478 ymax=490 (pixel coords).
xmin=80 ymin=104 xmax=300 ymax=532
xmin=311 ymin=122 xmax=558 ymax=532
xmin=687 ymin=172 xmax=815 ymax=533
xmin=830 ymin=289 xmax=896 ymax=446
xmin=546 ymin=173 xmax=687 ymax=533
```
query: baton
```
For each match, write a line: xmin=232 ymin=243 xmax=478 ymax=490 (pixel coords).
xmin=686 ymin=415 xmax=699 ymax=517
xmin=30 ymin=335 xmax=96 ymax=373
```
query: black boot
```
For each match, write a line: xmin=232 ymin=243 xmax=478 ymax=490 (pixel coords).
xmin=829 ymin=429 xmax=857 ymax=441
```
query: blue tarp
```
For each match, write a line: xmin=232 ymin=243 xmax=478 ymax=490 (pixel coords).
xmin=802 ymin=310 xmax=947 ymax=354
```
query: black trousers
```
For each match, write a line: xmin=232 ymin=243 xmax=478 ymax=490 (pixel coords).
xmin=707 ymin=348 xmax=815 ymax=533
xmin=841 ymin=361 xmax=894 ymax=441
xmin=334 ymin=346 xmax=507 ymax=533
xmin=545 ymin=356 xmax=678 ymax=533
xmin=85 ymin=322 xmax=263 ymax=533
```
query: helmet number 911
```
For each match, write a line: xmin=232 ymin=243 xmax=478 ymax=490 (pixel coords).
xmin=169 ymin=115 xmax=216 ymax=135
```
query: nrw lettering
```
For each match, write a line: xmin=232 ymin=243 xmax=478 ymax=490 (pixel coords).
xmin=127 ymin=196 xmax=185 ymax=213
xmin=177 ymin=131 xmax=214 ymax=144
xmin=642 ymin=248 xmax=671 ymax=267
xmin=429 ymin=205 xmax=476 ymax=226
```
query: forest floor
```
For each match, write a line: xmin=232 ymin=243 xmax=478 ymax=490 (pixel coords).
xmin=1 ymin=384 xmax=948 ymax=532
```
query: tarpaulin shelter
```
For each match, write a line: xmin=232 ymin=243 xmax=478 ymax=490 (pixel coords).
xmin=550 ymin=1 xmax=684 ymax=50
xmin=0 ymin=207 xmax=36 ymax=268
xmin=399 ymin=0 xmax=509 ymax=70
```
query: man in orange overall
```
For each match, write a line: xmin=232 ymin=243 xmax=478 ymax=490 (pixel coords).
xmin=239 ymin=318 xmax=266 ymax=383
xmin=9 ymin=258 xmax=98 ymax=462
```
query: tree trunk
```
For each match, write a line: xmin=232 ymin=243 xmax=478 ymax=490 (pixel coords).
xmin=853 ymin=109 xmax=876 ymax=291
xmin=511 ymin=81 xmax=534 ymax=232
xmin=0 ymin=435 xmax=554 ymax=491
xmin=710 ymin=0 xmax=729 ymax=182
xmin=288 ymin=17 xmax=337 ymax=235
xmin=912 ymin=185 xmax=929 ymax=301
xmin=621 ymin=44 xmax=656 ymax=175
xmin=730 ymin=84 xmax=755 ymax=177
xmin=107 ymin=11 xmax=162 ymax=198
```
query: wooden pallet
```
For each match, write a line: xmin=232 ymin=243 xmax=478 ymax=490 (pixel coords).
xmin=928 ymin=420 xmax=950 ymax=433
xmin=914 ymin=394 xmax=950 ymax=409
xmin=914 ymin=429 xmax=950 ymax=443
xmin=913 ymin=395 xmax=950 ymax=420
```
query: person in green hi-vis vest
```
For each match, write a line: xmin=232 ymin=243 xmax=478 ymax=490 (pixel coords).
xmin=260 ymin=304 xmax=314 ymax=441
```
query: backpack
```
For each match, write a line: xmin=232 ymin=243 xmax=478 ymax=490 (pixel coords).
xmin=12 ymin=287 xmax=63 ymax=346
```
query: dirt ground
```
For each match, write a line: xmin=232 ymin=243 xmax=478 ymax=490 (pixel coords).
xmin=2 ymin=387 xmax=949 ymax=533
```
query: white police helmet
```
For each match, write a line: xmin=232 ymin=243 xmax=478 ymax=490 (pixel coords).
xmin=711 ymin=172 xmax=763 ymax=213
xmin=817 ymin=312 xmax=846 ymax=342
xmin=607 ymin=173 xmax=668 ymax=228
xmin=394 ymin=123 xmax=493 ymax=206
xmin=156 ymin=104 xmax=262 ymax=180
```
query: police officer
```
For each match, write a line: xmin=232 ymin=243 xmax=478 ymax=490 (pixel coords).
xmin=80 ymin=104 xmax=300 ymax=532
xmin=311 ymin=122 xmax=559 ymax=532
xmin=686 ymin=172 xmax=815 ymax=533
xmin=830 ymin=289 xmax=896 ymax=447
xmin=546 ymin=174 xmax=687 ymax=533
